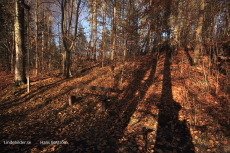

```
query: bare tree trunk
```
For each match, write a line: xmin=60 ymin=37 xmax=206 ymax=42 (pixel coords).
xmin=11 ymin=29 xmax=15 ymax=74
xmin=62 ymin=52 xmax=65 ymax=74
xmin=47 ymin=16 xmax=51 ymax=71
xmin=41 ymin=31 xmax=44 ymax=74
xmin=102 ymin=1 xmax=106 ymax=67
xmin=61 ymin=0 xmax=81 ymax=78
xmin=14 ymin=0 xmax=27 ymax=86
xmin=111 ymin=0 xmax=116 ymax=61
xmin=193 ymin=0 xmax=205 ymax=65
xmin=66 ymin=48 xmax=70 ymax=77
xmin=11 ymin=49 xmax=15 ymax=74
xmin=35 ymin=0 xmax=38 ymax=76
xmin=120 ymin=34 xmax=127 ymax=86
xmin=226 ymin=1 xmax=230 ymax=35
xmin=172 ymin=0 xmax=183 ymax=53
xmin=61 ymin=0 xmax=69 ymax=77
xmin=93 ymin=0 xmax=97 ymax=61
xmin=144 ymin=22 xmax=151 ymax=54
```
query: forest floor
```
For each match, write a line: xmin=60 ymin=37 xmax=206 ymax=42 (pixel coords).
xmin=0 ymin=50 xmax=230 ymax=153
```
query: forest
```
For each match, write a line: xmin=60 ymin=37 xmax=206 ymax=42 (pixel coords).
xmin=0 ymin=0 xmax=230 ymax=152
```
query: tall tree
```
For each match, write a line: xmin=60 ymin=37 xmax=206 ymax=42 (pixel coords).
xmin=101 ymin=0 xmax=106 ymax=66
xmin=59 ymin=0 xmax=81 ymax=78
xmin=34 ymin=0 xmax=38 ymax=76
xmin=193 ymin=0 xmax=205 ymax=65
xmin=14 ymin=0 xmax=27 ymax=85
xmin=92 ymin=0 xmax=97 ymax=61
xmin=172 ymin=0 xmax=183 ymax=54
xmin=111 ymin=0 xmax=116 ymax=61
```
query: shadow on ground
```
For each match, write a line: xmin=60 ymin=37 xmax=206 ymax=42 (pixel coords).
xmin=0 ymin=52 xmax=194 ymax=152
xmin=154 ymin=49 xmax=195 ymax=152
xmin=0 ymin=69 xmax=105 ymax=152
xmin=57 ymin=54 xmax=158 ymax=153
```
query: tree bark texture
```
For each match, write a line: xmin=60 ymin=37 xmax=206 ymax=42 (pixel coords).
xmin=193 ymin=0 xmax=205 ymax=65
xmin=14 ymin=0 xmax=27 ymax=86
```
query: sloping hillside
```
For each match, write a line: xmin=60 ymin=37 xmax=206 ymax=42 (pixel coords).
xmin=0 ymin=50 xmax=229 ymax=153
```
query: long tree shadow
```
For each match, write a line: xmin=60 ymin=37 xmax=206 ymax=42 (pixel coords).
xmin=0 ymin=65 xmax=103 ymax=110
xmin=0 ymin=70 xmax=106 ymax=152
xmin=58 ymin=54 xmax=158 ymax=153
xmin=110 ymin=54 xmax=158 ymax=152
xmin=0 ymin=77 xmax=73 ymax=110
xmin=154 ymin=49 xmax=195 ymax=152
xmin=0 ymin=69 xmax=103 ymax=129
